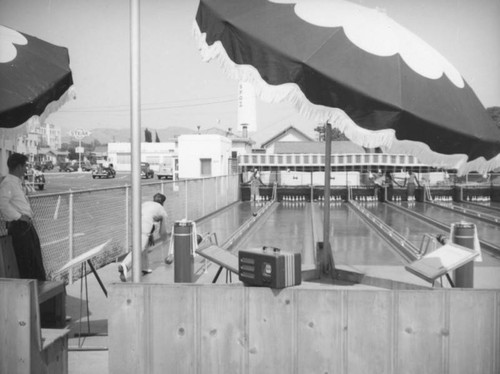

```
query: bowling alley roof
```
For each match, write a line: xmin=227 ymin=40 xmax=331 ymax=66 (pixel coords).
xmin=274 ymin=141 xmax=365 ymax=154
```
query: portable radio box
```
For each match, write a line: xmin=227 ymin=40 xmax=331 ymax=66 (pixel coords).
xmin=238 ymin=246 xmax=301 ymax=289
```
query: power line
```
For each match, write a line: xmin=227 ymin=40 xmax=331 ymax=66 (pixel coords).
xmin=61 ymin=96 xmax=237 ymax=113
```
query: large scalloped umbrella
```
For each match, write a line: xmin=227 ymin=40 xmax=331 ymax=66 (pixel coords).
xmin=0 ymin=25 xmax=75 ymax=134
xmin=194 ymin=0 xmax=500 ymax=174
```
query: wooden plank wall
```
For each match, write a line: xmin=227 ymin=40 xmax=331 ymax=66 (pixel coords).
xmin=109 ymin=284 xmax=500 ymax=374
xmin=0 ymin=279 xmax=41 ymax=374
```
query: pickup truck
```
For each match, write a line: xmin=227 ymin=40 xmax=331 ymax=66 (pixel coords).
xmin=156 ymin=162 xmax=173 ymax=180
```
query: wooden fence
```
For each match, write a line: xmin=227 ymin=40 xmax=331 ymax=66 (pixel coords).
xmin=109 ymin=283 xmax=499 ymax=374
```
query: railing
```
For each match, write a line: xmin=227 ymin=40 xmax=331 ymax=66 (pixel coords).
xmin=0 ymin=175 xmax=240 ymax=282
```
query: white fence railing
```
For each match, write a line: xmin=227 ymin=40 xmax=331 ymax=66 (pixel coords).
xmin=0 ymin=175 xmax=240 ymax=281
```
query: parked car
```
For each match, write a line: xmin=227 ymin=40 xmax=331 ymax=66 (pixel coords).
xmin=81 ymin=163 xmax=93 ymax=172
xmin=92 ymin=164 xmax=116 ymax=179
xmin=33 ymin=161 xmax=54 ymax=172
xmin=156 ymin=161 xmax=173 ymax=180
xmin=141 ymin=162 xmax=154 ymax=179
xmin=58 ymin=162 xmax=78 ymax=172
xmin=25 ymin=166 xmax=45 ymax=191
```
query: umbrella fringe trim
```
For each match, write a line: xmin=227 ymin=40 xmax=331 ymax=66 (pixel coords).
xmin=194 ymin=22 xmax=394 ymax=148
xmin=0 ymin=86 xmax=76 ymax=142
xmin=194 ymin=22 xmax=500 ymax=174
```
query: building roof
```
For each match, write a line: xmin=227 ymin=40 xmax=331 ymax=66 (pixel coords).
xmin=274 ymin=141 xmax=366 ymax=154
xmin=201 ymin=127 xmax=232 ymax=136
xmin=201 ymin=127 xmax=255 ymax=145
xmin=93 ymin=145 xmax=108 ymax=154
xmin=37 ymin=147 xmax=56 ymax=155
xmin=261 ymin=126 xmax=314 ymax=148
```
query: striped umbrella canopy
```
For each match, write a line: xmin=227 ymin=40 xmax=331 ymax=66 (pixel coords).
xmin=194 ymin=0 xmax=500 ymax=174
xmin=0 ymin=25 xmax=75 ymax=136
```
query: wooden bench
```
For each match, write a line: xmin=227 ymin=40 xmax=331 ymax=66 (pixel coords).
xmin=0 ymin=278 xmax=69 ymax=374
xmin=0 ymin=235 xmax=66 ymax=327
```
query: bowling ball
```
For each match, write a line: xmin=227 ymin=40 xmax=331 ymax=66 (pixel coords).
xmin=253 ymin=212 xmax=257 ymax=217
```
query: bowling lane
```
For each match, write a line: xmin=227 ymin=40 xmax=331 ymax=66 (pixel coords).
xmin=405 ymin=202 xmax=500 ymax=246
xmin=328 ymin=203 xmax=403 ymax=266
xmin=235 ymin=201 xmax=403 ymax=266
xmin=364 ymin=201 xmax=446 ymax=255
xmin=201 ymin=200 xmax=500 ymax=269
xmin=231 ymin=202 xmax=315 ymax=265
xmin=365 ymin=202 xmax=500 ymax=265
xmin=455 ymin=201 xmax=500 ymax=217
xmin=196 ymin=201 xmax=256 ymax=245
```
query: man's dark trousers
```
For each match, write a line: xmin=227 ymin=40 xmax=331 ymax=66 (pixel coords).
xmin=8 ymin=220 xmax=46 ymax=281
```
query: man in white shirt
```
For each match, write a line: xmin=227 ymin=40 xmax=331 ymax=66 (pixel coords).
xmin=0 ymin=153 xmax=46 ymax=280
xmin=118 ymin=193 xmax=168 ymax=281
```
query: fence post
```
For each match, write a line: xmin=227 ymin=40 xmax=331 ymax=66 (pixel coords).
xmin=215 ymin=176 xmax=219 ymax=211
xmin=202 ymin=178 xmax=205 ymax=217
xmin=68 ymin=189 xmax=74 ymax=284
xmin=125 ymin=185 xmax=130 ymax=253
xmin=184 ymin=180 xmax=188 ymax=219
xmin=225 ymin=175 xmax=228 ymax=207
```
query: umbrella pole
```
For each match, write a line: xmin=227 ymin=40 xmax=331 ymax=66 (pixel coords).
xmin=322 ymin=123 xmax=335 ymax=277
xmin=130 ymin=0 xmax=142 ymax=283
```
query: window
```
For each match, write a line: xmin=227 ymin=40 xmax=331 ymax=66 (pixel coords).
xmin=200 ymin=158 xmax=212 ymax=176
xmin=117 ymin=153 xmax=131 ymax=164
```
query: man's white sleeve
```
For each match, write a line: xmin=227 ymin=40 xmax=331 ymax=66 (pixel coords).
xmin=0 ymin=186 xmax=22 ymax=221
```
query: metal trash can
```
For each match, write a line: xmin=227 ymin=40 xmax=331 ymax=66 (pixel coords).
xmin=174 ymin=220 xmax=194 ymax=283
xmin=451 ymin=222 xmax=476 ymax=288
xmin=415 ymin=187 xmax=425 ymax=202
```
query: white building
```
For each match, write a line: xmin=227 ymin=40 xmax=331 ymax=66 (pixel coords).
xmin=39 ymin=123 xmax=62 ymax=150
xmin=16 ymin=129 xmax=40 ymax=162
xmin=0 ymin=131 xmax=17 ymax=176
xmin=107 ymin=142 xmax=176 ymax=172
xmin=260 ymin=125 xmax=314 ymax=154
xmin=178 ymin=134 xmax=231 ymax=179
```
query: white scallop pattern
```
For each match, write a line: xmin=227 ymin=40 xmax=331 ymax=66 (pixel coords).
xmin=0 ymin=25 xmax=28 ymax=63
xmin=269 ymin=0 xmax=464 ymax=88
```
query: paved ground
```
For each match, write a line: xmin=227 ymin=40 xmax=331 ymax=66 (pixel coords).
xmin=36 ymin=170 xmax=159 ymax=194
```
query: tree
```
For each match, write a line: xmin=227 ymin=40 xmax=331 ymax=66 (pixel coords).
xmin=314 ymin=125 xmax=325 ymax=142
xmin=314 ymin=124 xmax=348 ymax=141
xmin=331 ymin=128 xmax=348 ymax=141
xmin=144 ymin=128 xmax=152 ymax=142
xmin=155 ymin=131 xmax=160 ymax=143
xmin=67 ymin=147 xmax=77 ymax=160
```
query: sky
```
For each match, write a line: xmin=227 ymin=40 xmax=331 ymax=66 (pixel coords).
xmin=1 ymin=0 xmax=499 ymax=146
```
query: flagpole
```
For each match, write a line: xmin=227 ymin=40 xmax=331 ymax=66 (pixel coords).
xmin=130 ymin=0 xmax=142 ymax=283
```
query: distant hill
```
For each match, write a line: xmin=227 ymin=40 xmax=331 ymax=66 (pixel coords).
xmin=61 ymin=126 xmax=197 ymax=144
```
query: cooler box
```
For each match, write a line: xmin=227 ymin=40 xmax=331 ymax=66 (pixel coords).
xmin=238 ymin=247 xmax=301 ymax=289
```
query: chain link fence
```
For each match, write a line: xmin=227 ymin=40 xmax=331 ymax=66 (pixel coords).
xmin=0 ymin=174 xmax=239 ymax=282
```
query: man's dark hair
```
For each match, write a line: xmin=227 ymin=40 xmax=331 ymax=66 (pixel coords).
xmin=7 ymin=153 xmax=28 ymax=172
xmin=153 ymin=193 xmax=166 ymax=205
